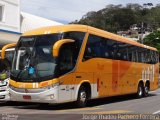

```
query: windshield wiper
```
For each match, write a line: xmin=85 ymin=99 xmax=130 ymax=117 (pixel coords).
xmin=16 ymin=70 xmax=24 ymax=80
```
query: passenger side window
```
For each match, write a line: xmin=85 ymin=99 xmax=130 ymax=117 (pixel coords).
xmin=106 ymin=39 xmax=117 ymax=59
xmin=83 ymin=35 xmax=117 ymax=61
xmin=58 ymin=43 xmax=75 ymax=76
xmin=137 ymin=47 xmax=143 ymax=63
xmin=83 ymin=35 xmax=102 ymax=60
xmin=63 ymin=32 xmax=85 ymax=62
xmin=117 ymin=42 xmax=128 ymax=61
xmin=83 ymin=34 xmax=159 ymax=64
xmin=150 ymin=51 xmax=159 ymax=64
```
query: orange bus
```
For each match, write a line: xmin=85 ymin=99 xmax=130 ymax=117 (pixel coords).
xmin=2 ymin=25 xmax=158 ymax=107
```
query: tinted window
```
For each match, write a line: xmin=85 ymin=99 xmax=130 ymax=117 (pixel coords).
xmin=117 ymin=42 xmax=128 ymax=61
xmin=83 ymin=35 xmax=118 ymax=61
xmin=57 ymin=32 xmax=85 ymax=76
xmin=63 ymin=32 xmax=85 ymax=60
xmin=83 ymin=34 xmax=158 ymax=64
xmin=107 ymin=39 xmax=117 ymax=59
xmin=83 ymin=35 xmax=102 ymax=60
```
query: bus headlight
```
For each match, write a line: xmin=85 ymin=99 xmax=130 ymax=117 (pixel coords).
xmin=44 ymin=82 xmax=59 ymax=90
xmin=50 ymin=94 xmax=55 ymax=99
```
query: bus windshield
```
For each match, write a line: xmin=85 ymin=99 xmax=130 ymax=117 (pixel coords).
xmin=11 ymin=32 xmax=85 ymax=82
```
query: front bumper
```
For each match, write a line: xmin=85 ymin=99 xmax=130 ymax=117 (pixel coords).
xmin=0 ymin=79 xmax=10 ymax=101
xmin=0 ymin=90 xmax=10 ymax=101
xmin=9 ymin=86 xmax=59 ymax=103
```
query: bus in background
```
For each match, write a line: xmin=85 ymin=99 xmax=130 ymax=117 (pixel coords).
xmin=0 ymin=47 xmax=15 ymax=101
xmin=2 ymin=25 xmax=158 ymax=107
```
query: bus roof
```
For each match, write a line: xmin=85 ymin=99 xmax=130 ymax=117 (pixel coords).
xmin=22 ymin=24 xmax=157 ymax=51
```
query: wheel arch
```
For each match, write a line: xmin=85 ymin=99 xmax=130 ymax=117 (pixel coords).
xmin=75 ymin=80 xmax=92 ymax=101
xmin=138 ymin=80 xmax=144 ymax=87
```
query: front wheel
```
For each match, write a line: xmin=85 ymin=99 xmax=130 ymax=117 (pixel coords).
xmin=76 ymin=86 xmax=87 ymax=108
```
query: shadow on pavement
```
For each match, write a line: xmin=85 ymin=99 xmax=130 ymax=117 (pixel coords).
xmin=0 ymin=101 xmax=35 ymax=107
xmin=9 ymin=93 xmax=157 ymax=110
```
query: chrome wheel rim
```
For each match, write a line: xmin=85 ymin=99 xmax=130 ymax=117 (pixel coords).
xmin=80 ymin=91 xmax=86 ymax=102
xmin=145 ymin=86 xmax=149 ymax=94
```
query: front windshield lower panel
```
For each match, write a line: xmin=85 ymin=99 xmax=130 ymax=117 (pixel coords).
xmin=11 ymin=32 xmax=85 ymax=82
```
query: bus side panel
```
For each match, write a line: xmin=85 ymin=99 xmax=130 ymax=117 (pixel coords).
xmin=78 ymin=58 xmax=123 ymax=98
xmin=76 ymin=59 xmax=99 ymax=98
xmin=134 ymin=62 xmax=144 ymax=92
xmin=94 ymin=59 xmax=121 ymax=98
xmin=110 ymin=60 xmax=121 ymax=96
xmin=150 ymin=63 xmax=159 ymax=91
xmin=141 ymin=63 xmax=159 ymax=91
xmin=58 ymin=73 xmax=74 ymax=103
xmin=97 ymin=59 xmax=113 ymax=97
xmin=119 ymin=61 xmax=134 ymax=94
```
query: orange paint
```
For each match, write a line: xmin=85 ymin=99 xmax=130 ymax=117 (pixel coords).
xmin=119 ymin=61 xmax=132 ymax=78
xmin=112 ymin=61 xmax=119 ymax=92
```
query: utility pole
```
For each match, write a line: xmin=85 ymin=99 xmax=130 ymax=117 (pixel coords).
xmin=140 ymin=3 xmax=153 ymax=44
xmin=141 ymin=22 xmax=144 ymax=44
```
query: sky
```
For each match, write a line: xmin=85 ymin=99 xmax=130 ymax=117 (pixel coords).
xmin=21 ymin=0 xmax=160 ymax=24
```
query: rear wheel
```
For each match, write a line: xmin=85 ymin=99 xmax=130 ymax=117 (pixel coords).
xmin=76 ymin=86 xmax=87 ymax=108
xmin=143 ymin=83 xmax=149 ymax=97
xmin=136 ymin=83 xmax=143 ymax=98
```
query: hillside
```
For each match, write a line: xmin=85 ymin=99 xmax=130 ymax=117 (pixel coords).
xmin=71 ymin=4 xmax=160 ymax=33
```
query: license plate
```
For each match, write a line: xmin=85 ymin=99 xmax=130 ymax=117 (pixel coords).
xmin=23 ymin=95 xmax=31 ymax=100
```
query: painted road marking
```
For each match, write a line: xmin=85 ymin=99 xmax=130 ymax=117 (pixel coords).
xmin=0 ymin=107 xmax=22 ymax=113
xmin=55 ymin=107 xmax=101 ymax=113
xmin=87 ymin=110 xmax=132 ymax=114
xmin=149 ymin=89 xmax=160 ymax=94
xmin=153 ymin=110 xmax=160 ymax=114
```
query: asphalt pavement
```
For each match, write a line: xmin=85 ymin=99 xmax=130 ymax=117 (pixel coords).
xmin=1 ymin=89 xmax=160 ymax=120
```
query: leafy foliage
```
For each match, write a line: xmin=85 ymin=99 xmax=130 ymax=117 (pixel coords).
xmin=71 ymin=4 xmax=160 ymax=33
xmin=144 ymin=30 xmax=160 ymax=52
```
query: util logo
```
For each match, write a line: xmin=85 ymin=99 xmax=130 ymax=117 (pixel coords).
xmin=142 ymin=65 xmax=155 ymax=81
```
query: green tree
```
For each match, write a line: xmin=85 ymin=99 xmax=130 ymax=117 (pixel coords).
xmin=143 ymin=30 xmax=160 ymax=52
xmin=71 ymin=4 xmax=160 ymax=33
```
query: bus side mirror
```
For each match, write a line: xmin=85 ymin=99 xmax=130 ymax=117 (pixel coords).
xmin=53 ymin=39 xmax=75 ymax=57
xmin=1 ymin=43 xmax=16 ymax=60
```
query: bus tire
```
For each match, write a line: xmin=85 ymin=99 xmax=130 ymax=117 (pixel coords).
xmin=76 ymin=86 xmax=87 ymax=108
xmin=136 ymin=83 xmax=143 ymax=98
xmin=143 ymin=82 xmax=149 ymax=97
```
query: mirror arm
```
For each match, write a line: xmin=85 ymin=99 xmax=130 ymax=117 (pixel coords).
xmin=53 ymin=39 xmax=75 ymax=57
xmin=1 ymin=43 xmax=17 ymax=59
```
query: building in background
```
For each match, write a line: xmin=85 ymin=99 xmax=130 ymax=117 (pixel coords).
xmin=0 ymin=0 xmax=62 ymax=48
xmin=21 ymin=12 xmax=62 ymax=33
xmin=0 ymin=0 xmax=20 ymax=47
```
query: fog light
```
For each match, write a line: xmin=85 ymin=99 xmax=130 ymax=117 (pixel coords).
xmin=50 ymin=94 xmax=54 ymax=99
